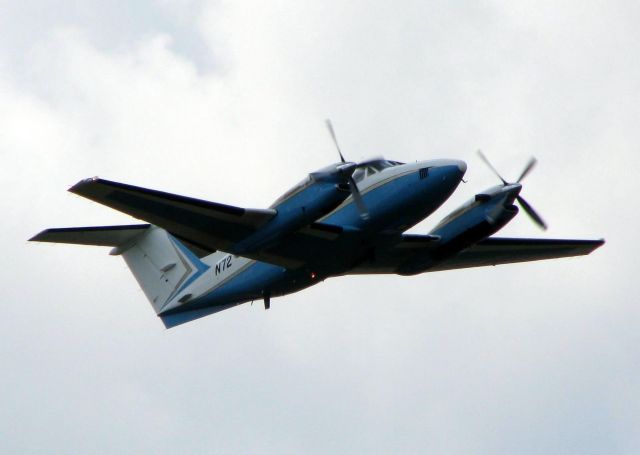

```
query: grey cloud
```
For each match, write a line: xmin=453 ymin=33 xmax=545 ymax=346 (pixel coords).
xmin=2 ymin=1 xmax=638 ymax=454
xmin=0 ymin=0 xmax=213 ymax=78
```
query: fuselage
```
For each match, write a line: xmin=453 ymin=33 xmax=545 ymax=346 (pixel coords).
xmin=159 ymin=158 xmax=466 ymax=322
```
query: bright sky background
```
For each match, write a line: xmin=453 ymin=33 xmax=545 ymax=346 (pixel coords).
xmin=2 ymin=1 xmax=638 ymax=453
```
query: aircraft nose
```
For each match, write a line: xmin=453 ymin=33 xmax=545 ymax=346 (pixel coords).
xmin=415 ymin=158 xmax=466 ymax=183
xmin=440 ymin=159 xmax=466 ymax=178
xmin=456 ymin=160 xmax=467 ymax=174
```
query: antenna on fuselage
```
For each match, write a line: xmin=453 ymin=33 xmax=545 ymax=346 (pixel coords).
xmin=477 ymin=150 xmax=547 ymax=230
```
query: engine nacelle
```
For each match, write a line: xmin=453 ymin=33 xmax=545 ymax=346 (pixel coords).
xmin=397 ymin=187 xmax=519 ymax=275
xmin=231 ymin=180 xmax=350 ymax=255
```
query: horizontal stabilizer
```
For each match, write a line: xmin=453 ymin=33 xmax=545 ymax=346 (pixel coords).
xmin=30 ymin=224 xmax=149 ymax=247
xmin=30 ymin=224 xmax=214 ymax=258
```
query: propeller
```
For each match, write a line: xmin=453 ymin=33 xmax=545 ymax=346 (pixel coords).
xmin=324 ymin=119 xmax=371 ymax=220
xmin=325 ymin=119 xmax=346 ymax=164
xmin=477 ymin=150 xmax=548 ymax=230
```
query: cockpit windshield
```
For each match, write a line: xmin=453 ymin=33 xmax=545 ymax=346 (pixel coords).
xmin=271 ymin=159 xmax=404 ymax=205
xmin=352 ymin=159 xmax=403 ymax=182
xmin=371 ymin=160 xmax=403 ymax=171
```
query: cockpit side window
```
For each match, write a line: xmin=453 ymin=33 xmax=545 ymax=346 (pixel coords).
xmin=352 ymin=168 xmax=365 ymax=183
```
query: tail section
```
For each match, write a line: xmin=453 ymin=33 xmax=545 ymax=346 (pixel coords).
xmin=30 ymin=224 xmax=209 ymax=314
xmin=120 ymin=226 xmax=209 ymax=312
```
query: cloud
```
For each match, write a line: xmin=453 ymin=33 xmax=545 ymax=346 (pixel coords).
xmin=2 ymin=1 xmax=638 ymax=454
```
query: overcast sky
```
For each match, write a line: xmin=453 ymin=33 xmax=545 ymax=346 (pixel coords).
xmin=1 ymin=1 xmax=638 ymax=453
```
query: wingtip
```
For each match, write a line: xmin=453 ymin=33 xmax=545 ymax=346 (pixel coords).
xmin=29 ymin=229 xmax=54 ymax=242
xmin=28 ymin=231 xmax=45 ymax=242
xmin=585 ymin=238 xmax=606 ymax=254
xmin=68 ymin=176 xmax=100 ymax=194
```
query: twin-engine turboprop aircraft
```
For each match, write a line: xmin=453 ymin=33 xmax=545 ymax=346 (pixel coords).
xmin=31 ymin=122 xmax=604 ymax=327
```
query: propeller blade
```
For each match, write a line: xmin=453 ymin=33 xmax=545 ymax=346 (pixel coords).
xmin=477 ymin=150 xmax=508 ymax=185
xmin=516 ymin=157 xmax=537 ymax=183
xmin=336 ymin=162 xmax=357 ymax=178
xmin=325 ymin=119 xmax=346 ymax=163
xmin=348 ymin=176 xmax=370 ymax=220
xmin=516 ymin=195 xmax=547 ymax=230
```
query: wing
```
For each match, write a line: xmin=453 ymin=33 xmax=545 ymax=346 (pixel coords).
xmin=67 ymin=178 xmax=355 ymax=268
xmin=430 ymin=237 xmax=605 ymax=272
xmin=69 ymin=177 xmax=276 ymax=252
xmin=350 ymin=235 xmax=604 ymax=274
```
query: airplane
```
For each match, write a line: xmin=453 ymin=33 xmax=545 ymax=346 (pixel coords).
xmin=30 ymin=121 xmax=604 ymax=328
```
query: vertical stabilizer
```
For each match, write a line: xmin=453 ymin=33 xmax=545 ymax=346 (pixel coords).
xmin=120 ymin=227 xmax=209 ymax=313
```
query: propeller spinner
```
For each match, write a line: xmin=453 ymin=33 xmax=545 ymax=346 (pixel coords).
xmin=477 ymin=150 xmax=548 ymax=230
